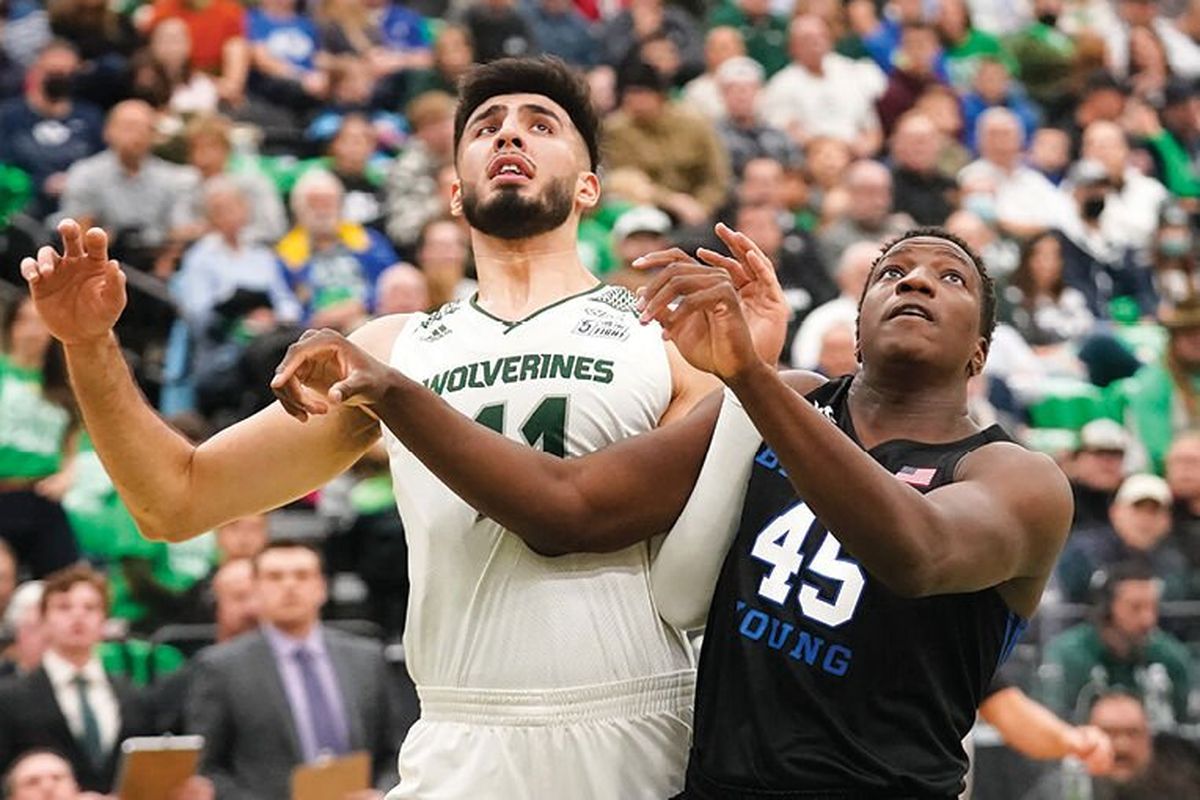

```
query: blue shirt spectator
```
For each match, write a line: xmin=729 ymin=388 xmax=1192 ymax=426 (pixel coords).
xmin=375 ymin=1 xmax=430 ymax=54
xmin=523 ymin=0 xmax=596 ymax=68
xmin=960 ymin=58 xmax=1039 ymax=155
xmin=0 ymin=41 xmax=103 ymax=219
xmin=247 ymin=1 xmax=320 ymax=73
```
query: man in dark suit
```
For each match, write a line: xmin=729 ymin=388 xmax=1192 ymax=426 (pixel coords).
xmin=185 ymin=540 xmax=400 ymax=799
xmin=0 ymin=565 xmax=159 ymax=794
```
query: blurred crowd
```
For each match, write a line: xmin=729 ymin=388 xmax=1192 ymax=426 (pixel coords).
xmin=7 ymin=0 xmax=1200 ymax=796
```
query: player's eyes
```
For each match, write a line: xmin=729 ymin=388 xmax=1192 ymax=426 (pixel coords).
xmin=476 ymin=125 xmax=498 ymax=136
xmin=879 ymin=266 xmax=904 ymax=280
xmin=943 ymin=272 xmax=965 ymax=285
xmin=532 ymin=122 xmax=553 ymax=133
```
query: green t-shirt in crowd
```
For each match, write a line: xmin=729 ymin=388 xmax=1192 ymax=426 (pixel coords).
xmin=707 ymin=3 xmax=790 ymax=77
xmin=943 ymin=29 xmax=1016 ymax=92
xmin=98 ymin=639 xmax=186 ymax=687
xmin=0 ymin=355 xmax=71 ymax=479
xmin=1043 ymin=622 xmax=1192 ymax=723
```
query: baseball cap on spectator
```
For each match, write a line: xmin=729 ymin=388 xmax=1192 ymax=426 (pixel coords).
xmin=716 ymin=56 xmax=765 ymax=86
xmin=612 ymin=206 xmax=671 ymax=242
xmin=1114 ymin=474 xmax=1173 ymax=507
xmin=1078 ymin=419 xmax=1129 ymax=454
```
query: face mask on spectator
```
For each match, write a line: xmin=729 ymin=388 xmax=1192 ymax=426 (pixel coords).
xmin=1037 ymin=12 xmax=1058 ymax=26
xmin=42 ymin=73 xmax=73 ymax=102
xmin=962 ymin=193 xmax=996 ymax=224
xmin=1082 ymin=196 xmax=1106 ymax=221
xmin=1160 ymin=234 xmax=1192 ymax=257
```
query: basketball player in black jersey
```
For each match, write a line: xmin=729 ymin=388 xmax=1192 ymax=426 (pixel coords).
xmin=273 ymin=228 xmax=1073 ymax=798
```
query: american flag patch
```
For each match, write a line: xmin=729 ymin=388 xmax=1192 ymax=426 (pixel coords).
xmin=895 ymin=466 xmax=936 ymax=487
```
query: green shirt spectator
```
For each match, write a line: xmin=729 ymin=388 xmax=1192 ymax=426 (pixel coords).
xmin=0 ymin=164 xmax=32 ymax=226
xmin=0 ymin=353 xmax=71 ymax=480
xmin=708 ymin=0 xmax=789 ymax=78
xmin=97 ymin=638 xmax=186 ymax=688
xmin=1004 ymin=20 xmax=1075 ymax=111
xmin=1043 ymin=562 xmax=1192 ymax=725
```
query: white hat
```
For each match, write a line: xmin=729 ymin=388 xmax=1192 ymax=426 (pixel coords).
xmin=716 ymin=56 xmax=765 ymax=86
xmin=1078 ymin=419 xmax=1129 ymax=452
xmin=1115 ymin=474 xmax=1172 ymax=507
xmin=612 ymin=206 xmax=672 ymax=242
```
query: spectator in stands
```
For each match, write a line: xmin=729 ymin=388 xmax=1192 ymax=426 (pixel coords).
xmin=185 ymin=540 xmax=400 ymax=798
xmin=875 ymin=23 xmax=944 ymax=136
xmin=1105 ymin=0 xmax=1200 ymax=82
xmin=172 ymin=115 xmax=287 ymax=249
xmin=366 ymin=0 xmax=430 ymax=70
xmin=604 ymin=61 xmax=730 ymax=226
xmin=818 ymin=159 xmax=912 ymax=268
xmin=762 ymin=15 xmax=884 ymax=158
xmin=715 ymin=56 xmax=797 ymax=177
xmin=600 ymin=0 xmax=703 ymax=80
xmin=888 ymin=111 xmax=956 ymax=226
xmin=681 ymin=26 xmax=744 ymax=122
xmin=932 ymin=0 xmax=1010 ymax=93
xmin=462 ymin=0 xmax=536 ymax=64
xmin=1078 ymin=120 xmax=1170 ymax=255
xmin=1058 ymin=474 xmax=1190 ymax=602
xmin=4 ymin=747 xmax=213 ymax=800
xmin=1129 ymin=84 xmax=1200 ymax=199
xmin=1044 ymin=561 xmax=1192 ymax=724
xmin=1085 ymin=691 xmax=1200 ymax=796
xmin=960 ymin=57 xmax=1039 ymax=155
xmin=0 ymin=566 xmax=157 ymax=794
xmin=0 ymin=581 xmax=46 ymax=680
xmin=413 ymin=217 xmax=475 ymax=308
xmin=944 ymin=207 xmax=1019 ymax=278
xmin=1068 ymin=419 xmax=1131 ymax=529
xmin=912 ymin=83 xmax=972 ymax=174
xmin=278 ymin=168 xmax=398 ymax=329
xmin=1166 ymin=431 xmax=1200 ymax=570
xmin=0 ymin=295 xmax=80 ymax=579
xmin=1149 ymin=203 xmax=1199 ymax=305
xmin=211 ymin=558 xmax=259 ymax=643
xmin=999 ymin=231 xmax=1095 ymax=349
xmin=1028 ymin=126 xmax=1072 ymax=185
xmin=0 ymin=40 xmax=102 ymax=221
xmin=707 ymin=0 xmax=788 ymax=78
xmin=216 ymin=515 xmax=270 ymax=565
xmin=524 ymin=0 xmax=595 ymax=69
xmin=605 ymin=205 xmax=672 ymax=291
xmin=245 ymin=0 xmax=328 ymax=114
xmin=1004 ymin=0 xmax=1075 ymax=119
xmin=1126 ymin=24 xmax=1173 ymax=107
xmin=326 ymin=115 xmax=387 ymax=233
xmin=958 ymin=107 xmax=1068 ymax=239
xmin=1110 ymin=299 xmax=1200 ymax=474
xmin=790 ymin=239 xmax=874 ymax=370
xmin=46 ymin=0 xmax=140 ymax=65
xmin=814 ymin=321 xmax=857 ymax=378
xmin=383 ymin=90 xmax=455 ymax=254
xmin=128 ymin=17 xmax=219 ymax=121
xmin=403 ymin=23 xmax=472 ymax=101
xmin=145 ymin=0 xmax=249 ymax=108
xmin=173 ymin=177 xmax=300 ymax=334
xmin=59 ymin=100 xmax=190 ymax=269
xmin=375 ymin=263 xmax=429 ymax=315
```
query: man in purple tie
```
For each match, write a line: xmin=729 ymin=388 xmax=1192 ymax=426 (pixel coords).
xmin=184 ymin=540 xmax=401 ymax=798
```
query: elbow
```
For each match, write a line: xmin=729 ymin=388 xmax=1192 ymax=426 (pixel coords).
xmin=132 ymin=510 xmax=204 ymax=543
xmin=872 ymin=548 xmax=941 ymax=599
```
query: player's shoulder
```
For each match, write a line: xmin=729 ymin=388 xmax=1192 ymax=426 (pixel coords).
xmin=583 ymin=284 xmax=641 ymax=318
xmin=348 ymin=313 xmax=414 ymax=360
xmin=778 ymin=369 xmax=830 ymax=397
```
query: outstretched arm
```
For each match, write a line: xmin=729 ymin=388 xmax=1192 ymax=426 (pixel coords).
xmin=980 ymin=686 xmax=1114 ymax=774
xmin=271 ymin=327 xmax=721 ymax=555
xmin=21 ymin=221 xmax=387 ymax=541
xmin=636 ymin=262 xmax=1072 ymax=616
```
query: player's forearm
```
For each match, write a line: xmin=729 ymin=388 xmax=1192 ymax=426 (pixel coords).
xmin=64 ymin=333 xmax=200 ymax=540
xmin=980 ymin=688 xmax=1078 ymax=760
xmin=725 ymin=363 xmax=949 ymax=596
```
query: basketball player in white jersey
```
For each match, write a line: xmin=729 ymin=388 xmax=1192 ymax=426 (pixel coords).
xmin=21 ymin=57 xmax=787 ymax=798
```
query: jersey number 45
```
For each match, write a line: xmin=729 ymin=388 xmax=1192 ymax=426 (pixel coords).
xmin=751 ymin=502 xmax=865 ymax=628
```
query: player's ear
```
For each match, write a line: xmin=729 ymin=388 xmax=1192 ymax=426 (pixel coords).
xmin=967 ymin=337 xmax=988 ymax=377
xmin=449 ymin=180 xmax=464 ymax=218
xmin=575 ymin=171 xmax=601 ymax=211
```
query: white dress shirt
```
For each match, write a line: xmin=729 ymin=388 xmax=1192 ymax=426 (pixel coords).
xmin=762 ymin=54 xmax=885 ymax=143
xmin=42 ymin=650 xmax=121 ymax=756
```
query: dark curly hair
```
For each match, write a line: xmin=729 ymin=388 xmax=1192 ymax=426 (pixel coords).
xmin=454 ymin=56 xmax=600 ymax=172
xmin=859 ymin=227 xmax=997 ymax=345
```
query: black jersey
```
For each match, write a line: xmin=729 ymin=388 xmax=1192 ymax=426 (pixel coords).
xmin=684 ymin=375 xmax=1027 ymax=800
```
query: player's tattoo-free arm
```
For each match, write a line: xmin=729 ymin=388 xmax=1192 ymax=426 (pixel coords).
xmin=726 ymin=365 xmax=1072 ymax=614
xmin=271 ymin=329 xmax=722 ymax=555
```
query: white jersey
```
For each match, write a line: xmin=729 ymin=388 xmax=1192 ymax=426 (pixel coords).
xmin=383 ymin=285 xmax=694 ymax=691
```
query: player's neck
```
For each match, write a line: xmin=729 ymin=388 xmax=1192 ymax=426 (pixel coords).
xmin=471 ymin=226 xmax=598 ymax=319
xmin=849 ymin=366 xmax=975 ymax=447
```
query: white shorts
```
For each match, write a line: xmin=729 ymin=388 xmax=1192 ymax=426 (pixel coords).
xmin=386 ymin=670 xmax=695 ymax=800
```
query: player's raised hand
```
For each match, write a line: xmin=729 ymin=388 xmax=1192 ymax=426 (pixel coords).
xmin=19 ymin=219 xmax=127 ymax=345
xmin=697 ymin=223 xmax=789 ymax=365
xmin=271 ymin=328 xmax=393 ymax=421
xmin=636 ymin=260 xmax=761 ymax=382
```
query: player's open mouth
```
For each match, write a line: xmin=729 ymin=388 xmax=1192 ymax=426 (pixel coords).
xmin=887 ymin=303 xmax=934 ymax=322
xmin=488 ymin=154 xmax=535 ymax=185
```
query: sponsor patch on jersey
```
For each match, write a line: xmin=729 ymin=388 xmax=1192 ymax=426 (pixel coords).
xmin=572 ymin=317 xmax=630 ymax=341
xmin=417 ymin=323 xmax=452 ymax=342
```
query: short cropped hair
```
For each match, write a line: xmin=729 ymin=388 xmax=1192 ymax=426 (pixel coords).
xmin=454 ymin=56 xmax=600 ymax=172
